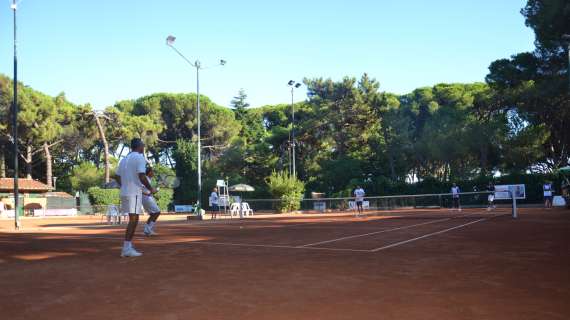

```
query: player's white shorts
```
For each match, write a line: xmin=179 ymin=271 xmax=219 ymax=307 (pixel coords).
xmin=488 ymin=194 xmax=495 ymax=202
xmin=120 ymin=195 xmax=143 ymax=215
xmin=142 ymin=195 xmax=160 ymax=214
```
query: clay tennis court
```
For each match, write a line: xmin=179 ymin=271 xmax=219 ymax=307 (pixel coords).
xmin=1 ymin=207 xmax=569 ymax=320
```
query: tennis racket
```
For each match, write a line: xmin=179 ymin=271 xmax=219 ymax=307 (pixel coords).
xmin=155 ymin=174 xmax=181 ymax=189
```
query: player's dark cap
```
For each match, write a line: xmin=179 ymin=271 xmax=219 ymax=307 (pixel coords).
xmin=130 ymin=138 xmax=145 ymax=150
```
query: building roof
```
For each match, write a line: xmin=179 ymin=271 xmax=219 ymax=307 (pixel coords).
xmin=46 ymin=191 xmax=74 ymax=198
xmin=0 ymin=178 xmax=51 ymax=192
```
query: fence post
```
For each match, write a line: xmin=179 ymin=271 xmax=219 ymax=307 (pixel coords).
xmin=511 ymin=190 xmax=518 ymax=219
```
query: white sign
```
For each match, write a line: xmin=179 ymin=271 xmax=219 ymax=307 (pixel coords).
xmin=174 ymin=205 xmax=194 ymax=213
xmin=314 ymin=201 xmax=326 ymax=211
xmin=494 ymin=184 xmax=526 ymax=200
xmin=553 ymin=196 xmax=566 ymax=207
xmin=219 ymin=195 xmax=230 ymax=207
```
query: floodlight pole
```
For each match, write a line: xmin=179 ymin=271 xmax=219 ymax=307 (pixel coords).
xmin=166 ymin=36 xmax=225 ymax=212
xmin=291 ymin=87 xmax=296 ymax=178
xmin=11 ymin=0 xmax=20 ymax=230
xmin=564 ymin=35 xmax=570 ymax=93
xmin=288 ymin=81 xmax=302 ymax=178
xmin=196 ymin=61 xmax=202 ymax=211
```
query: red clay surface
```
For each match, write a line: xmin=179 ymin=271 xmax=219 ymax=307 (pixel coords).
xmin=1 ymin=208 xmax=569 ymax=320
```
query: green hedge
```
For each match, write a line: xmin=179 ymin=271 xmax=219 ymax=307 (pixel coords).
xmin=87 ymin=187 xmax=174 ymax=211
xmin=155 ymin=189 xmax=174 ymax=211
xmin=87 ymin=187 xmax=120 ymax=206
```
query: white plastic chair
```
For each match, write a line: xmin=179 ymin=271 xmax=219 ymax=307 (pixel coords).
xmin=241 ymin=202 xmax=254 ymax=217
xmin=229 ymin=203 xmax=241 ymax=217
xmin=105 ymin=205 xmax=123 ymax=225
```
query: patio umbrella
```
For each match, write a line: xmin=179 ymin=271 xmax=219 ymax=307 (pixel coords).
xmin=558 ymin=166 xmax=570 ymax=173
xmin=228 ymin=184 xmax=255 ymax=218
xmin=228 ymin=184 xmax=255 ymax=192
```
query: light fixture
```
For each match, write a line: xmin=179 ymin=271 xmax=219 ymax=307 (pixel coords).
xmin=166 ymin=35 xmax=176 ymax=46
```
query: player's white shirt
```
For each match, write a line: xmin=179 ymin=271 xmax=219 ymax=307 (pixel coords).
xmin=354 ymin=188 xmax=365 ymax=202
xmin=116 ymin=152 xmax=146 ymax=197
xmin=543 ymin=184 xmax=552 ymax=197
xmin=451 ymin=186 xmax=460 ymax=198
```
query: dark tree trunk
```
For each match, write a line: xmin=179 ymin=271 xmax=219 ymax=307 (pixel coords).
xmin=152 ymin=149 xmax=161 ymax=164
xmin=93 ymin=115 xmax=110 ymax=183
xmin=382 ymin=125 xmax=396 ymax=181
xmin=43 ymin=142 xmax=52 ymax=188
xmin=0 ymin=145 xmax=5 ymax=178
xmin=479 ymin=144 xmax=488 ymax=175
xmin=26 ymin=145 xmax=32 ymax=179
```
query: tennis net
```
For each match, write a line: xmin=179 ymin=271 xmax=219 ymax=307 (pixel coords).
xmin=242 ymin=191 xmax=517 ymax=218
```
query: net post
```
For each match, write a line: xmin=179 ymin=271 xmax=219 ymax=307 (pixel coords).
xmin=510 ymin=190 xmax=518 ymax=219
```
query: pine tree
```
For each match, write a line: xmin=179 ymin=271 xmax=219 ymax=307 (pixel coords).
xmin=231 ymin=89 xmax=250 ymax=121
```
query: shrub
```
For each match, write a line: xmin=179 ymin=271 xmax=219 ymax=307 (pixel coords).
xmin=266 ymin=171 xmax=305 ymax=213
xmin=155 ymin=188 xmax=174 ymax=211
xmin=70 ymin=162 xmax=104 ymax=192
xmin=78 ymin=192 xmax=93 ymax=215
xmin=87 ymin=187 xmax=120 ymax=205
xmin=87 ymin=187 xmax=174 ymax=212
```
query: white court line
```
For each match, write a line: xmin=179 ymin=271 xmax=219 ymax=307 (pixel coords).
xmin=48 ymin=235 xmax=372 ymax=252
xmin=298 ymin=218 xmax=451 ymax=247
xmin=298 ymin=210 xmax=489 ymax=248
xmin=370 ymin=214 xmax=506 ymax=252
xmin=193 ymin=241 xmax=371 ymax=253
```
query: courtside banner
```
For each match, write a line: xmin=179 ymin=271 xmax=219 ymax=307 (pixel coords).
xmin=495 ymin=184 xmax=526 ymax=200
xmin=174 ymin=205 xmax=194 ymax=213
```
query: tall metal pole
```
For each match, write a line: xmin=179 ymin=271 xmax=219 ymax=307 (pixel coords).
xmin=166 ymin=37 xmax=224 ymax=212
xmin=564 ymin=35 xmax=570 ymax=93
xmin=196 ymin=61 xmax=202 ymax=210
xmin=562 ymin=34 xmax=570 ymax=93
xmin=291 ymin=87 xmax=296 ymax=178
xmin=12 ymin=0 xmax=21 ymax=230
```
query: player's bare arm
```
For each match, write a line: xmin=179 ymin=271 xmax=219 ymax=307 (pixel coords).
xmin=139 ymin=173 xmax=156 ymax=194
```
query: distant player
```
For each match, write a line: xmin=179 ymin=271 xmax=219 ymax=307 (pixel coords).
xmin=115 ymin=138 xmax=157 ymax=258
xmin=543 ymin=182 xmax=553 ymax=209
xmin=487 ymin=182 xmax=496 ymax=211
xmin=451 ymin=183 xmax=461 ymax=211
xmin=210 ymin=187 xmax=220 ymax=220
xmin=142 ymin=166 xmax=161 ymax=236
xmin=354 ymin=186 xmax=365 ymax=217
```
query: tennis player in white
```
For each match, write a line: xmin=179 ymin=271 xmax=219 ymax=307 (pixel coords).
xmin=142 ymin=166 xmax=161 ymax=236
xmin=115 ymin=138 xmax=157 ymax=257
xmin=210 ymin=187 xmax=220 ymax=220
xmin=354 ymin=186 xmax=365 ymax=217
xmin=451 ymin=183 xmax=461 ymax=211
xmin=543 ymin=182 xmax=553 ymax=209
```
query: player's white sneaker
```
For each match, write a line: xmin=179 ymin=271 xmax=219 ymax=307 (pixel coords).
xmin=144 ymin=224 xmax=157 ymax=236
xmin=121 ymin=247 xmax=143 ymax=257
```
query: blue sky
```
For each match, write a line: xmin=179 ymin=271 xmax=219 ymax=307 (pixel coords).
xmin=0 ymin=0 xmax=535 ymax=109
